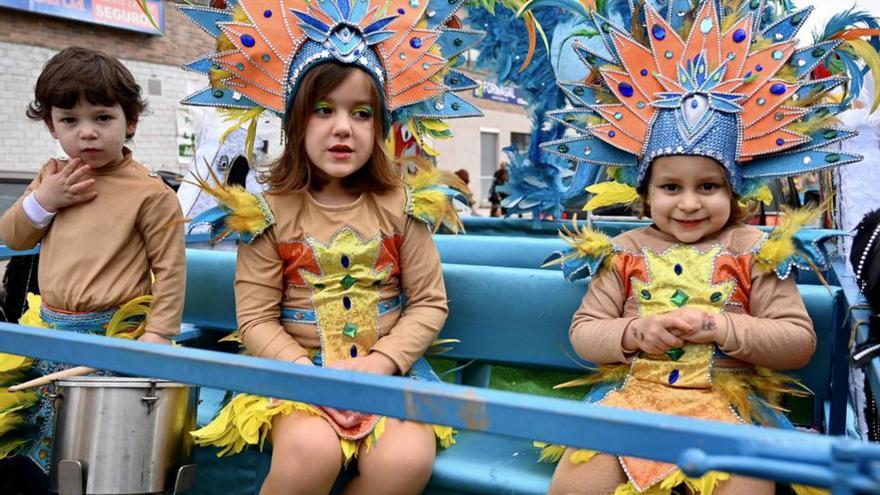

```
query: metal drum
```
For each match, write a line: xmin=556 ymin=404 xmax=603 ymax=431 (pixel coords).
xmin=48 ymin=377 xmax=198 ymax=495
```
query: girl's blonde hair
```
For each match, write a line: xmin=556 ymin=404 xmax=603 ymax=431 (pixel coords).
xmin=264 ymin=62 xmax=401 ymax=193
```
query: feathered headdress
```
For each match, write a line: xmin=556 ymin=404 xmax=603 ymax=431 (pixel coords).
xmin=179 ymin=0 xmax=484 ymax=135
xmin=520 ymin=0 xmax=880 ymax=199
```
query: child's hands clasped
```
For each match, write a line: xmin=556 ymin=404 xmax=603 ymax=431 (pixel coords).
xmin=313 ymin=353 xmax=398 ymax=428
xmin=624 ymin=308 xmax=727 ymax=355
xmin=34 ymin=158 xmax=97 ymax=212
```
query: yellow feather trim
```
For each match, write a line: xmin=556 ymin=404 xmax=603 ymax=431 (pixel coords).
xmin=534 ymin=441 xmax=568 ymax=463
xmin=739 ymin=184 xmax=773 ymax=208
xmin=433 ymin=424 xmax=457 ymax=449
xmin=105 ymin=295 xmax=153 ymax=340
xmin=188 ymin=166 xmax=274 ymax=242
xmin=792 ymin=483 xmax=829 ymax=495
xmin=584 ymin=181 xmax=640 ymax=211
xmin=553 ymin=364 xmax=629 ymax=389
xmin=544 ymin=217 xmax=615 ymax=271
xmin=755 ymin=205 xmax=823 ymax=274
xmin=404 ymin=159 xmax=467 ymax=234
xmin=218 ymin=107 xmax=264 ymax=162
xmin=19 ymin=293 xmax=49 ymax=329
xmin=570 ymin=449 xmax=599 ymax=464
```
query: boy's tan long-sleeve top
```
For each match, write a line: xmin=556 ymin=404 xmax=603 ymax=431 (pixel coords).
xmin=0 ymin=149 xmax=186 ymax=336
xmin=234 ymin=188 xmax=448 ymax=374
xmin=570 ymin=224 xmax=816 ymax=370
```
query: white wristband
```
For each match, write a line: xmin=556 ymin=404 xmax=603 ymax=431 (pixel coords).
xmin=23 ymin=193 xmax=56 ymax=228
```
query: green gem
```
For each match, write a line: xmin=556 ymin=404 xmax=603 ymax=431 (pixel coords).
xmin=822 ymin=129 xmax=838 ymax=140
xmin=262 ymin=53 xmax=271 ymax=62
xmin=614 ymin=112 xmax=623 ymax=120
xmin=791 ymin=14 xmax=802 ymax=25
xmin=670 ymin=289 xmax=690 ymax=307
xmin=665 ymin=347 xmax=685 ymax=361
xmin=710 ymin=291 xmax=723 ymax=302
xmin=601 ymin=23 xmax=610 ymax=33
xmin=454 ymin=38 xmax=463 ymax=47
xmin=450 ymin=77 xmax=460 ymax=85
xmin=557 ymin=144 xmax=570 ymax=153
xmin=772 ymin=50 xmax=783 ymax=60
xmin=573 ymin=87 xmax=585 ymax=96
xmin=825 ymin=153 xmax=840 ymax=163
xmin=212 ymin=90 xmax=224 ymax=98
xmin=235 ymin=63 xmax=245 ymax=70
xmin=757 ymin=97 xmax=766 ymax=106
xmin=749 ymin=0 xmax=759 ymax=8
xmin=640 ymin=289 xmax=651 ymax=300
xmin=817 ymin=108 xmax=829 ymax=117
xmin=636 ymin=101 xmax=646 ymax=109
xmin=342 ymin=322 xmax=358 ymax=339
xmin=451 ymin=102 xmax=460 ymax=111
xmin=564 ymin=113 xmax=575 ymax=122
xmin=340 ymin=275 xmax=357 ymax=290
xmin=665 ymin=50 xmax=673 ymax=59
xmin=812 ymin=47 xmax=826 ymax=58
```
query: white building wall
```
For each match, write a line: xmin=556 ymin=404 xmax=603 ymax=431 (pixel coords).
xmin=431 ymin=106 xmax=531 ymax=205
xmin=0 ymin=41 xmax=207 ymax=174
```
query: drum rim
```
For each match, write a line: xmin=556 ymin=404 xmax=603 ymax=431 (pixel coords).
xmin=55 ymin=376 xmax=191 ymax=388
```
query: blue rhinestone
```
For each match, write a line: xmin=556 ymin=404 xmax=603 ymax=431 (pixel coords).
xmin=235 ymin=63 xmax=244 ymax=70
xmin=744 ymin=71 xmax=752 ymax=79
xmin=397 ymin=7 xmax=405 ymax=14
xmin=776 ymin=138 xmax=785 ymax=146
xmin=350 ymin=345 xmax=358 ymax=358
xmin=618 ymin=82 xmax=634 ymax=98
xmin=756 ymin=64 xmax=763 ymax=72
xmin=410 ymin=37 xmax=422 ymax=49
xmin=341 ymin=255 xmax=350 ymax=268
xmin=690 ymin=99 xmax=698 ymax=109
xmin=343 ymin=296 xmax=351 ymax=310
xmin=608 ymin=130 xmax=616 ymax=138
xmin=263 ymin=9 xmax=272 ymax=17
xmin=241 ymin=34 xmax=256 ymax=48
xmin=652 ymin=24 xmax=666 ymax=41
xmin=262 ymin=53 xmax=270 ymax=62
xmin=770 ymin=83 xmax=786 ymax=95
xmin=674 ymin=263 xmax=682 ymax=275
xmin=640 ymin=69 xmax=648 ymax=76
xmin=733 ymin=28 xmax=747 ymax=43
xmin=668 ymin=369 xmax=680 ymax=384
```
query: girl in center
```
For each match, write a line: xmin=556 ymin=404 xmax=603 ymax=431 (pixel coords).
xmin=181 ymin=0 xmax=483 ymax=492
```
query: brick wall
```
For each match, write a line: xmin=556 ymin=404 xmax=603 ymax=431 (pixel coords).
xmin=0 ymin=3 xmax=223 ymax=173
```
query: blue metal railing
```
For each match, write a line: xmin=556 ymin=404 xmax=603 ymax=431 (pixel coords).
xmin=1 ymin=323 xmax=879 ymax=494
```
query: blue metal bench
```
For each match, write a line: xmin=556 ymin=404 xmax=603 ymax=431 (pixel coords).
xmin=180 ymin=248 xmax=851 ymax=494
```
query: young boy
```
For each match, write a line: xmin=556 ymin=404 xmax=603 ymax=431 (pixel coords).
xmin=0 ymin=46 xmax=185 ymax=486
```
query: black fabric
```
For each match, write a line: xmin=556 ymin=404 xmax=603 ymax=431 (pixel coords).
xmin=0 ymin=253 xmax=40 ymax=324
xmin=850 ymin=209 xmax=880 ymax=366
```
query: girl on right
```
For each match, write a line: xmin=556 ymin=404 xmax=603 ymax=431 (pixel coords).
xmin=529 ymin=0 xmax=880 ymax=493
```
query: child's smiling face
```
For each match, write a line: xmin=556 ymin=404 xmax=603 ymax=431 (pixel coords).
xmin=645 ymin=155 xmax=733 ymax=243
xmin=48 ymin=98 xmax=134 ymax=168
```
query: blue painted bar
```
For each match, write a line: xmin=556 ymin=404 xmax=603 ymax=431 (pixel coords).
xmin=1 ymin=324 xmax=880 ymax=491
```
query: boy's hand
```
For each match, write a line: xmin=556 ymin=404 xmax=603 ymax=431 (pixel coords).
xmin=669 ymin=307 xmax=726 ymax=345
xmin=34 ymin=158 xmax=97 ymax=212
xmin=138 ymin=331 xmax=172 ymax=345
xmin=623 ymin=314 xmax=689 ymax=355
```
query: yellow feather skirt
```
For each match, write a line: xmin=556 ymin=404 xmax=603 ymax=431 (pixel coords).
xmin=191 ymin=393 xmax=456 ymax=464
xmin=536 ymin=365 xmax=827 ymax=495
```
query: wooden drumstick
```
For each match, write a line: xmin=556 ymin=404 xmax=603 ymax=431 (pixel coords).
xmin=7 ymin=366 xmax=95 ymax=392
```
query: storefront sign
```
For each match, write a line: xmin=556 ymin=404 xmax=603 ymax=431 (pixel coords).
xmin=473 ymin=79 xmax=527 ymax=106
xmin=0 ymin=0 xmax=164 ymax=35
